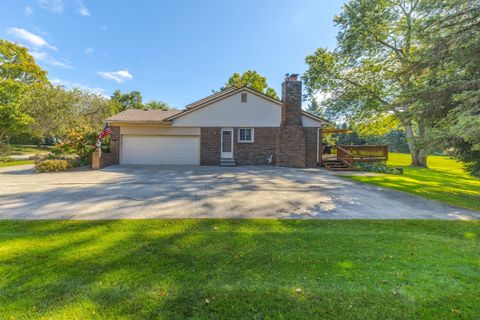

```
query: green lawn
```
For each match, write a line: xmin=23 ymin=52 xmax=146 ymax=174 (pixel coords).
xmin=9 ymin=144 xmax=51 ymax=155
xmin=0 ymin=160 xmax=34 ymax=167
xmin=0 ymin=220 xmax=478 ymax=319
xmin=344 ymin=153 xmax=480 ymax=211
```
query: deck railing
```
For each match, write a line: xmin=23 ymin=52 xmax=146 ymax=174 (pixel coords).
xmin=336 ymin=145 xmax=389 ymax=167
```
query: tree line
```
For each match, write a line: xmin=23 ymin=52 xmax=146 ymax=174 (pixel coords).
xmin=0 ymin=39 xmax=170 ymax=147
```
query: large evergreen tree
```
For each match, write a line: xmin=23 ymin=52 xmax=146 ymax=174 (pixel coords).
xmin=415 ymin=0 xmax=480 ymax=176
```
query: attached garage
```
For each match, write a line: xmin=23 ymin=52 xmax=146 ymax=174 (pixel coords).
xmin=121 ymin=135 xmax=200 ymax=165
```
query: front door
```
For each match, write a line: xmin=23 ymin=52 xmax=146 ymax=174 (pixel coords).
xmin=221 ymin=128 xmax=233 ymax=159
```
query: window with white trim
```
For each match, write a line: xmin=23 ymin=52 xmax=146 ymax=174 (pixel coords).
xmin=238 ymin=128 xmax=254 ymax=143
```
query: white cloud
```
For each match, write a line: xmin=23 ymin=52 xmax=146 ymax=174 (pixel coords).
xmin=76 ymin=0 xmax=91 ymax=16
xmin=51 ymin=78 xmax=107 ymax=97
xmin=7 ymin=27 xmax=57 ymax=50
xmin=36 ymin=0 xmax=64 ymax=14
xmin=97 ymin=70 xmax=133 ymax=83
xmin=84 ymin=47 xmax=94 ymax=55
xmin=31 ymin=51 xmax=73 ymax=69
xmin=30 ymin=51 xmax=48 ymax=60
xmin=48 ymin=58 xmax=73 ymax=69
xmin=25 ymin=5 xmax=34 ymax=16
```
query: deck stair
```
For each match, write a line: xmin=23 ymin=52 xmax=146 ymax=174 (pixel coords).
xmin=322 ymin=159 xmax=352 ymax=171
xmin=220 ymin=158 xmax=237 ymax=166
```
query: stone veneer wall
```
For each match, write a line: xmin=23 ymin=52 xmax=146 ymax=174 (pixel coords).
xmin=304 ymin=127 xmax=319 ymax=167
xmin=200 ymin=127 xmax=221 ymax=165
xmin=234 ymin=128 xmax=278 ymax=165
xmin=99 ymin=126 xmax=120 ymax=168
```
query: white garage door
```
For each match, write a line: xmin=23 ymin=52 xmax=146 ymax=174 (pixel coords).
xmin=121 ymin=135 xmax=200 ymax=165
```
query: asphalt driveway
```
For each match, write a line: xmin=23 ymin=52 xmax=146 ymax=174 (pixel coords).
xmin=0 ymin=165 xmax=478 ymax=220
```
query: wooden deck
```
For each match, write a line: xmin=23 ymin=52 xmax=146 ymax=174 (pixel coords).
xmin=322 ymin=145 xmax=389 ymax=171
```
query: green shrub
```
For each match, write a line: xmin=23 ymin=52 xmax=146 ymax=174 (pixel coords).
xmin=35 ymin=153 xmax=84 ymax=171
xmin=51 ymin=126 xmax=98 ymax=164
xmin=35 ymin=159 xmax=70 ymax=173
xmin=0 ymin=143 xmax=11 ymax=157
xmin=0 ymin=155 xmax=13 ymax=163
xmin=354 ymin=162 xmax=402 ymax=174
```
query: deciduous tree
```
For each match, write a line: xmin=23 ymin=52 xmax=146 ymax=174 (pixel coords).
xmin=0 ymin=40 xmax=48 ymax=147
xmin=23 ymin=86 xmax=114 ymax=142
xmin=144 ymin=100 xmax=170 ymax=110
xmin=111 ymin=90 xmax=143 ymax=112
xmin=303 ymin=0 xmax=430 ymax=167
xmin=221 ymin=70 xmax=278 ymax=99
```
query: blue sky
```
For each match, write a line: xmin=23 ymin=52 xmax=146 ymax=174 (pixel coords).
xmin=1 ymin=0 xmax=345 ymax=108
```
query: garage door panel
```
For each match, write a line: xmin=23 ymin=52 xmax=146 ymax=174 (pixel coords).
xmin=121 ymin=135 xmax=200 ymax=165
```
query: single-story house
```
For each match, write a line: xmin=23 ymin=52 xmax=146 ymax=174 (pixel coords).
xmin=100 ymin=74 xmax=328 ymax=168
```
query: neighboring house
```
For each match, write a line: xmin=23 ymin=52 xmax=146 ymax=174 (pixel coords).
xmin=101 ymin=74 xmax=328 ymax=168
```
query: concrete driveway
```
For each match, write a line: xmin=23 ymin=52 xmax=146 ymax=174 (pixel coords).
xmin=0 ymin=164 xmax=478 ymax=220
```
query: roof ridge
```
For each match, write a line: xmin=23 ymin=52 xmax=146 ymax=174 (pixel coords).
xmin=106 ymin=108 xmax=183 ymax=122
xmin=185 ymin=87 xmax=238 ymax=109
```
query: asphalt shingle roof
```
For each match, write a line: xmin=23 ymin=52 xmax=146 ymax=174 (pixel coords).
xmin=106 ymin=109 xmax=183 ymax=122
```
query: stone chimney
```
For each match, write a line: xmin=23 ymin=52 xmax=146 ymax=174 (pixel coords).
xmin=276 ymin=74 xmax=305 ymax=167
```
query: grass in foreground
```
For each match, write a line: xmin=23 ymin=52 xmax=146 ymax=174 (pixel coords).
xmin=0 ymin=160 xmax=34 ymax=167
xmin=0 ymin=220 xmax=478 ymax=319
xmin=345 ymin=153 xmax=480 ymax=211
xmin=9 ymin=144 xmax=51 ymax=155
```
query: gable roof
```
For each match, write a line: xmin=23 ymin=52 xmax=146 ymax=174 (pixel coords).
xmin=165 ymin=86 xmax=328 ymax=124
xmin=106 ymin=86 xmax=328 ymax=125
xmin=107 ymin=109 xmax=182 ymax=124
xmin=185 ymin=87 xmax=238 ymax=110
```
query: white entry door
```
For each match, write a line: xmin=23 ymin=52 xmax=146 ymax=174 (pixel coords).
xmin=121 ymin=135 xmax=200 ymax=165
xmin=221 ymin=128 xmax=233 ymax=159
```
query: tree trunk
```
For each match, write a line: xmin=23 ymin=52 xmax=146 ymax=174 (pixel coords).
xmin=410 ymin=148 xmax=428 ymax=167
xmin=0 ymin=132 xmax=7 ymax=155
xmin=404 ymin=122 xmax=428 ymax=168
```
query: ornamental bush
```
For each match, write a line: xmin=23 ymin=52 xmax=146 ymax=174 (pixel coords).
xmin=50 ymin=126 xmax=97 ymax=164
xmin=35 ymin=159 xmax=70 ymax=173
xmin=0 ymin=155 xmax=13 ymax=163
xmin=354 ymin=162 xmax=402 ymax=174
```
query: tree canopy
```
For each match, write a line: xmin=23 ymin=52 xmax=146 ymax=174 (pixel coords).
xmin=221 ymin=70 xmax=279 ymax=99
xmin=144 ymin=100 xmax=170 ymax=110
xmin=0 ymin=40 xmax=49 ymax=145
xmin=303 ymin=0 xmax=480 ymax=169
xmin=0 ymin=40 xmax=176 ymax=151
xmin=110 ymin=90 xmax=143 ymax=112
xmin=414 ymin=0 xmax=480 ymax=175
xmin=110 ymin=90 xmax=171 ymax=112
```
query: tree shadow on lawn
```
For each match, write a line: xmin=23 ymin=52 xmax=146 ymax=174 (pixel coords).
xmin=0 ymin=220 xmax=479 ymax=319
xmin=348 ymin=166 xmax=480 ymax=210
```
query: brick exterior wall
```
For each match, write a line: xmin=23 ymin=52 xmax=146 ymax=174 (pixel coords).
xmin=200 ymin=127 xmax=221 ymax=165
xmin=99 ymin=125 xmax=120 ymax=168
xmin=304 ymin=127 xmax=319 ymax=167
xmin=198 ymin=126 xmax=317 ymax=167
xmin=234 ymin=128 xmax=278 ymax=165
xmin=104 ymin=87 xmax=320 ymax=168
xmin=276 ymin=76 xmax=306 ymax=168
